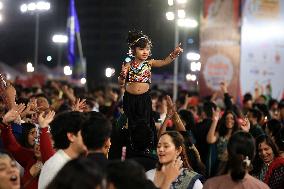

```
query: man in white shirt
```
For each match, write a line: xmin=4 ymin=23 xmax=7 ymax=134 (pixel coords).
xmin=38 ymin=111 xmax=87 ymax=189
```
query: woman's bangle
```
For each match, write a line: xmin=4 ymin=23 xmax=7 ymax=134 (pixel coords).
xmin=166 ymin=114 xmax=173 ymax=119
xmin=175 ymin=118 xmax=182 ymax=124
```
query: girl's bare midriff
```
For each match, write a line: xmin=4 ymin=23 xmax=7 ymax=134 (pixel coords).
xmin=125 ymin=82 xmax=149 ymax=95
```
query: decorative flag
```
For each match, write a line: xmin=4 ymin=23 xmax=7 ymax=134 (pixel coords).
xmin=67 ymin=0 xmax=80 ymax=68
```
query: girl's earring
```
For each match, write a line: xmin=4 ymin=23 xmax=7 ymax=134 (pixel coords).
xmin=128 ymin=48 xmax=134 ymax=57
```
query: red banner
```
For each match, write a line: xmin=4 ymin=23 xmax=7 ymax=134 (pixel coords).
xmin=199 ymin=0 xmax=241 ymax=100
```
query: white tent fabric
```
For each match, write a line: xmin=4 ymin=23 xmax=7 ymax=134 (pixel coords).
xmin=0 ymin=62 xmax=26 ymax=80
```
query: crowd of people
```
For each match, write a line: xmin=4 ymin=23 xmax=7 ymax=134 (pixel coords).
xmin=0 ymin=30 xmax=284 ymax=189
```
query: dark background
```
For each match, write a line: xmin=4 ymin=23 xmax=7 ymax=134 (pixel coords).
xmin=0 ymin=0 xmax=200 ymax=88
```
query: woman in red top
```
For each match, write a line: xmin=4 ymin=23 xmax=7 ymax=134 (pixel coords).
xmin=253 ymin=135 xmax=284 ymax=189
xmin=1 ymin=106 xmax=55 ymax=189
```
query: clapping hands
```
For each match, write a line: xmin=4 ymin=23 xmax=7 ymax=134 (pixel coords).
xmin=2 ymin=103 xmax=26 ymax=125
xmin=166 ymin=95 xmax=176 ymax=118
xmin=21 ymin=99 xmax=38 ymax=118
xmin=71 ymin=98 xmax=87 ymax=112
xmin=38 ymin=111 xmax=56 ymax=128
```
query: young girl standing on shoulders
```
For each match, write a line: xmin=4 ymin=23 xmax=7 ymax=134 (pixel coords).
xmin=118 ymin=30 xmax=183 ymax=152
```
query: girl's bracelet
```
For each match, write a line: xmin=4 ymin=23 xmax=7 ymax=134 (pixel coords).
xmin=169 ymin=51 xmax=180 ymax=59
xmin=119 ymin=72 xmax=126 ymax=79
xmin=169 ymin=53 xmax=176 ymax=60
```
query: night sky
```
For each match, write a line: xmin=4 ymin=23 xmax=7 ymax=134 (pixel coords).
xmin=0 ymin=0 xmax=200 ymax=88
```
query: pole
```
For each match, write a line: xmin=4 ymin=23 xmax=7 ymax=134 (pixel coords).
xmin=76 ymin=32 xmax=88 ymax=91
xmin=76 ymin=32 xmax=86 ymax=77
xmin=57 ymin=45 xmax=62 ymax=68
xmin=34 ymin=12 xmax=40 ymax=72
xmin=173 ymin=8 xmax=179 ymax=102
xmin=76 ymin=32 xmax=84 ymax=59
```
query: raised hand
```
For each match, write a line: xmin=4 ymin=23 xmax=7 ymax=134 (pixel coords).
xmin=220 ymin=81 xmax=228 ymax=93
xmin=62 ymin=85 xmax=76 ymax=103
xmin=2 ymin=110 xmax=18 ymax=124
xmin=185 ymin=94 xmax=190 ymax=105
xmin=108 ymin=89 xmax=118 ymax=102
xmin=212 ymin=108 xmax=220 ymax=123
xmin=180 ymin=94 xmax=191 ymax=110
xmin=62 ymin=85 xmax=75 ymax=96
xmin=21 ymin=99 xmax=37 ymax=118
xmin=240 ymin=117 xmax=250 ymax=132
xmin=166 ymin=95 xmax=176 ymax=118
xmin=71 ymin=98 xmax=87 ymax=112
xmin=210 ymin=91 xmax=218 ymax=102
xmin=0 ymin=74 xmax=17 ymax=110
xmin=15 ymin=103 xmax=26 ymax=114
xmin=171 ymin=43 xmax=183 ymax=58
xmin=120 ymin=63 xmax=128 ymax=79
xmin=2 ymin=103 xmax=26 ymax=124
xmin=161 ymin=156 xmax=183 ymax=183
xmin=38 ymin=111 xmax=55 ymax=128
xmin=14 ymin=103 xmax=26 ymax=124
xmin=174 ymin=43 xmax=183 ymax=54
xmin=50 ymin=81 xmax=61 ymax=91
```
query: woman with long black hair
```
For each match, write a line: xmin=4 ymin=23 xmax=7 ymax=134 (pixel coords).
xmin=203 ymin=131 xmax=269 ymax=189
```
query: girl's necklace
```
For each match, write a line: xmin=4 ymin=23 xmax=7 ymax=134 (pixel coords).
xmin=132 ymin=61 xmax=141 ymax=68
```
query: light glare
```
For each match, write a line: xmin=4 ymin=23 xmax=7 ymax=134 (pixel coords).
xmin=186 ymin=74 xmax=196 ymax=81
xmin=27 ymin=62 xmax=34 ymax=73
xmin=178 ymin=9 xmax=186 ymax=19
xmin=190 ymin=61 xmax=201 ymax=72
xmin=64 ymin=66 xmax=72 ymax=76
xmin=166 ymin=11 xmax=175 ymax=21
xmin=178 ymin=18 xmax=198 ymax=28
xmin=105 ymin=67 xmax=115 ymax=78
xmin=27 ymin=3 xmax=36 ymax=11
xmin=20 ymin=2 xmax=50 ymax=13
xmin=6 ymin=73 xmax=11 ymax=80
xmin=80 ymin=78 xmax=86 ymax=85
xmin=0 ymin=2 xmax=3 ymax=10
xmin=168 ymin=0 xmax=174 ymax=6
xmin=20 ymin=4 xmax=28 ymax=12
xmin=186 ymin=52 xmax=200 ymax=61
xmin=177 ymin=0 xmax=187 ymax=4
xmin=46 ymin=56 xmax=52 ymax=62
xmin=52 ymin=34 xmax=68 ymax=43
xmin=36 ymin=1 xmax=50 ymax=10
